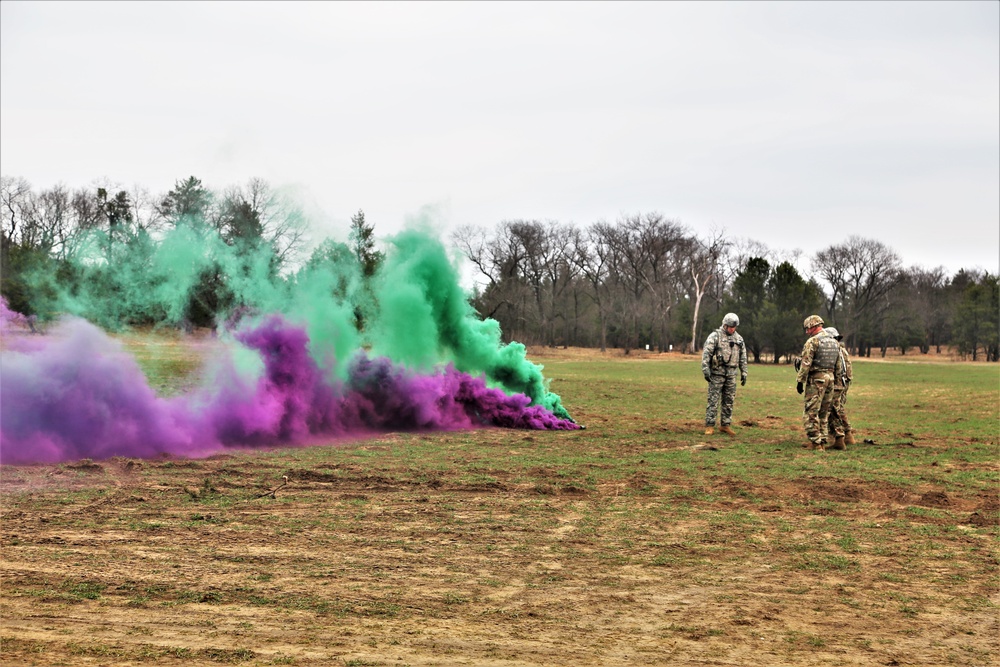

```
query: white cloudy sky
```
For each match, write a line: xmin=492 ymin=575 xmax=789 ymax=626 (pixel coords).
xmin=2 ymin=1 xmax=998 ymax=275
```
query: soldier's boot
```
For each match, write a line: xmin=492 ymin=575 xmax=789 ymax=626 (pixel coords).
xmin=830 ymin=436 xmax=846 ymax=451
xmin=704 ymin=427 xmax=714 ymax=436
xmin=719 ymin=425 xmax=736 ymax=437
xmin=844 ymin=432 xmax=855 ymax=446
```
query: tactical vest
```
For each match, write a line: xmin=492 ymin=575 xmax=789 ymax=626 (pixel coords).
xmin=713 ymin=330 xmax=743 ymax=369
xmin=813 ymin=335 xmax=841 ymax=371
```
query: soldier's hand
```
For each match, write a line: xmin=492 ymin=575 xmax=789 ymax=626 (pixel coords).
xmin=796 ymin=382 xmax=803 ymax=394
xmin=741 ymin=374 xmax=747 ymax=386
xmin=704 ymin=373 xmax=711 ymax=383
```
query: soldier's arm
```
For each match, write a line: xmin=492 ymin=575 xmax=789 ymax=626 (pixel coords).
xmin=701 ymin=333 xmax=716 ymax=375
xmin=796 ymin=338 xmax=815 ymax=384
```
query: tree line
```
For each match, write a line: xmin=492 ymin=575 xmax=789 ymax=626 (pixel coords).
xmin=1 ymin=175 xmax=380 ymax=331
xmin=3 ymin=176 xmax=997 ymax=362
xmin=454 ymin=216 xmax=998 ymax=362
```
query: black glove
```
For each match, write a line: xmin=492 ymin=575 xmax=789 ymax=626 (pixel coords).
xmin=741 ymin=374 xmax=747 ymax=386
xmin=704 ymin=373 xmax=711 ymax=383
xmin=796 ymin=382 xmax=803 ymax=394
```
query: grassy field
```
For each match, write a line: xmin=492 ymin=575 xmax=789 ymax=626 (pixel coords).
xmin=1 ymin=339 xmax=998 ymax=666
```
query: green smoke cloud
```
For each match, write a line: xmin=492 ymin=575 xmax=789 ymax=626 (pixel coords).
xmin=22 ymin=218 xmax=571 ymax=420
xmin=370 ymin=229 xmax=571 ymax=419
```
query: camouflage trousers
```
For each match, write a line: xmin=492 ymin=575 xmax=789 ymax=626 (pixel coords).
xmin=705 ymin=372 xmax=738 ymax=427
xmin=803 ymin=370 xmax=835 ymax=445
xmin=828 ymin=385 xmax=851 ymax=438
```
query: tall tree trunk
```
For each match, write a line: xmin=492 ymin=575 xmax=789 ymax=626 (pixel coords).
xmin=689 ymin=264 xmax=712 ymax=352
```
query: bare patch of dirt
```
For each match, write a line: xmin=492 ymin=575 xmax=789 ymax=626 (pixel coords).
xmin=2 ymin=448 xmax=997 ymax=667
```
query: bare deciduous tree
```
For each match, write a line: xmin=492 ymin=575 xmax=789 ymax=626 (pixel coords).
xmin=684 ymin=230 xmax=728 ymax=352
xmin=813 ymin=236 xmax=902 ymax=355
xmin=219 ymin=177 xmax=309 ymax=272
xmin=2 ymin=176 xmax=38 ymax=249
xmin=572 ymin=222 xmax=613 ymax=351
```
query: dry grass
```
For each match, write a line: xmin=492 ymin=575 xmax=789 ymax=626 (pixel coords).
xmin=1 ymin=337 xmax=997 ymax=666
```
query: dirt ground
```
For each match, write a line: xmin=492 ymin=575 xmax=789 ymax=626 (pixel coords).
xmin=1 ymin=340 xmax=997 ymax=666
xmin=2 ymin=436 xmax=997 ymax=667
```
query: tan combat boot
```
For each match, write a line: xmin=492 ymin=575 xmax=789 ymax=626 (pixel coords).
xmin=704 ymin=426 xmax=714 ymax=435
xmin=719 ymin=425 xmax=736 ymax=437
xmin=844 ymin=432 xmax=855 ymax=445
xmin=830 ymin=436 xmax=846 ymax=450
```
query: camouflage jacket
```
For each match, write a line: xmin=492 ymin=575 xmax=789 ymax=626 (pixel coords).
xmin=701 ymin=328 xmax=748 ymax=377
xmin=796 ymin=331 xmax=844 ymax=384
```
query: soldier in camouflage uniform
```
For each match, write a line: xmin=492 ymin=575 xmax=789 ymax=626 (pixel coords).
xmin=701 ymin=313 xmax=748 ymax=436
xmin=824 ymin=327 xmax=854 ymax=449
xmin=795 ymin=315 xmax=843 ymax=450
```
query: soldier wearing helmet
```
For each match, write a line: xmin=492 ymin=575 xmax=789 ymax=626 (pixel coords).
xmin=700 ymin=312 xmax=748 ymax=436
xmin=824 ymin=327 xmax=854 ymax=449
xmin=795 ymin=315 xmax=844 ymax=450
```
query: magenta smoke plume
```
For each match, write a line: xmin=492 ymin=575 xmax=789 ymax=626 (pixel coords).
xmin=0 ymin=314 xmax=578 ymax=465
xmin=1 ymin=296 xmax=32 ymax=332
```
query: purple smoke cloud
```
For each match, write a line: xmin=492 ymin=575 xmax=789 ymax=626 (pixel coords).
xmin=1 ymin=296 xmax=34 ymax=333
xmin=0 ymin=314 xmax=578 ymax=465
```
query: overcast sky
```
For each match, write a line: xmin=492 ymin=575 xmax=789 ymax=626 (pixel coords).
xmin=2 ymin=1 xmax=998 ymax=276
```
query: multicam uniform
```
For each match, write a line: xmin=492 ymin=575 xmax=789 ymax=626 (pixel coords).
xmin=828 ymin=342 xmax=853 ymax=439
xmin=701 ymin=327 xmax=748 ymax=428
xmin=796 ymin=330 xmax=843 ymax=447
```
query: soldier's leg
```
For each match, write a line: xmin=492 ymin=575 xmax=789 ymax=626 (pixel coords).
xmin=840 ymin=390 xmax=854 ymax=443
xmin=823 ymin=382 xmax=848 ymax=449
xmin=828 ymin=388 xmax=846 ymax=438
xmin=705 ymin=375 xmax=723 ymax=426
xmin=720 ymin=373 xmax=736 ymax=427
xmin=816 ymin=377 xmax=835 ymax=445
xmin=802 ymin=381 xmax=824 ymax=446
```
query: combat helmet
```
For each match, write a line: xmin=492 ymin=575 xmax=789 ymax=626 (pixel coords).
xmin=803 ymin=315 xmax=824 ymax=330
xmin=722 ymin=313 xmax=740 ymax=328
xmin=824 ymin=327 xmax=843 ymax=341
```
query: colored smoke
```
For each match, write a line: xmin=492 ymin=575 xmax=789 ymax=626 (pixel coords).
xmin=0 ymin=230 xmax=579 ymax=465
xmin=1 ymin=296 xmax=32 ymax=332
